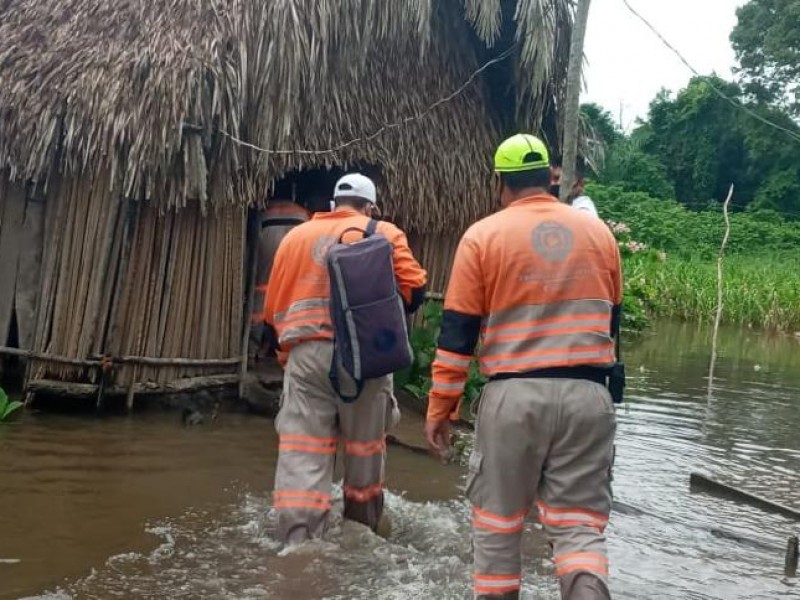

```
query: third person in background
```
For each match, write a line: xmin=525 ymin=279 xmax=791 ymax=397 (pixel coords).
xmin=425 ymin=134 xmax=622 ymax=599
xmin=550 ymin=156 xmax=599 ymax=217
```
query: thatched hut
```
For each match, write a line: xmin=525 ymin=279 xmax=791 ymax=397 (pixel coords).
xmin=0 ymin=0 xmax=573 ymax=405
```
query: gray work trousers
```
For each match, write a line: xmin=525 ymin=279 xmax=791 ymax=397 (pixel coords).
xmin=467 ymin=378 xmax=616 ymax=600
xmin=273 ymin=341 xmax=399 ymax=543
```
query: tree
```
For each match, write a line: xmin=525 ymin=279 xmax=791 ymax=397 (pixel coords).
xmin=639 ymin=77 xmax=758 ymax=210
xmin=591 ymin=72 xmax=800 ymax=217
xmin=598 ymin=137 xmax=676 ymax=201
xmin=731 ymin=0 xmax=800 ymax=116
xmin=560 ymin=0 xmax=592 ymax=203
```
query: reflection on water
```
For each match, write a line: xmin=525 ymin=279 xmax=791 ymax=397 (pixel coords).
xmin=1 ymin=321 xmax=799 ymax=599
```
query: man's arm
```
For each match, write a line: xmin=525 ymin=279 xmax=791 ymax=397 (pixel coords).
xmin=384 ymin=225 xmax=428 ymax=314
xmin=426 ymin=235 xmax=485 ymax=450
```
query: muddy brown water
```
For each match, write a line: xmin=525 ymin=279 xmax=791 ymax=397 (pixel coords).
xmin=2 ymin=321 xmax=800 ymax=599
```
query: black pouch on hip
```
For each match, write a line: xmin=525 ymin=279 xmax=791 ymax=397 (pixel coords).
xmin=607 ymin=362 xmax=626 ymax=404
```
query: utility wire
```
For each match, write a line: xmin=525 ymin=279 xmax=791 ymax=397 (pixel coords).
xmin=620 ymin=0 xmax=800 ymax=145
xmin=189 ymin=45 xmax=517 ymax=156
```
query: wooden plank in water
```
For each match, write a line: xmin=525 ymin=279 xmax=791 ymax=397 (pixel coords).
xmin=690 ymin=472 xmax=800 ymax=521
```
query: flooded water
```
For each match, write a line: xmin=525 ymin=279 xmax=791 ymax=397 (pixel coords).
xmin=2 ymin=321 xmax=799 ymax=599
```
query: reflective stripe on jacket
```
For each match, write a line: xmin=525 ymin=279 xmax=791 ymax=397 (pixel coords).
xmin=428 ymin=194 xmax=622 ymax=421
xmin=264 ymin=209 xmax=427 ymax=365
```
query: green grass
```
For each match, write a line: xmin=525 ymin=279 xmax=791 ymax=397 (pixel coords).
xmin=626 ymin=254 xmax=800 ymax=332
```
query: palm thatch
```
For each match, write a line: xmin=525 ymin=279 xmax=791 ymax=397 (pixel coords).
xmin=0 ymin=0 xmax=574 ymax=233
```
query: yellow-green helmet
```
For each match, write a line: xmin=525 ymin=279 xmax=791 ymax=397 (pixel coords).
xmin=493 ymin=134 xmax=550 ymax=173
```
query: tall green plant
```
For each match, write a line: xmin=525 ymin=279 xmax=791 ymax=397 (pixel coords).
xmin=0 ymin=387 xmax=23 ymax=421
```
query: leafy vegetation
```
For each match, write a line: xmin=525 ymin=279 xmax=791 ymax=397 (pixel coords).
xmin=582 ymin=76 xmax=800 ymax=218
xmin=591 ymin=183 xmax=800 ymax=332
xmin=395 ymin=302 xmax=486 ymax=416
xmin=0 ymin=387 xmax=23 ymax=422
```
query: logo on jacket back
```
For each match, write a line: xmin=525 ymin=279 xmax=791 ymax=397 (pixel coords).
xmin=531 ymin=222 xmax=574 ymax=262
xmin=312 ymin=235 xmax=337 ymax=265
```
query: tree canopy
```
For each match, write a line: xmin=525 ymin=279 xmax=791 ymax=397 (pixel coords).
xmin=731 ymin=0 xmax=800 ymax=117
xmin=588 ymin=76 xmax=800 ymax=216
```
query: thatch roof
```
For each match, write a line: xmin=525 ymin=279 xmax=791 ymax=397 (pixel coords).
xmin=0 ymin=0 xmax=573 ymax=233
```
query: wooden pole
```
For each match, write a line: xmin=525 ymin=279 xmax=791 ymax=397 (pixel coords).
xmin=690 ymin=472 xmax=800 ymax=521
xmin=239 ymin=208 xmax=260 ymax=398
xmin=560 ymin=0 xmax=592 ymax=203
xmin=786 ymin=535 xmax=798 ymax=578
xmin=1 ymin=346 xmax=240 ymax=368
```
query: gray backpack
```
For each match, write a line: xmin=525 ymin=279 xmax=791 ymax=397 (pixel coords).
xmin=327 ymin=219 xmax=413 ymax=401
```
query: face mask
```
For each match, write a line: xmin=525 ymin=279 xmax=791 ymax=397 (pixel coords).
xmin=549 ymin=184 xmax=560 ymax=198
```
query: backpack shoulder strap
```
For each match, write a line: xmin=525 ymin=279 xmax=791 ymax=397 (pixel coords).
xmin=337 ymin=219 xmax=379 ymax=243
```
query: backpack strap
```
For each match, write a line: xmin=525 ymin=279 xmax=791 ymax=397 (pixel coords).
xmin=329 ymin=345 xmax=365 ymax=403
xmin=337 ymin=219 xmax=379 ymax=243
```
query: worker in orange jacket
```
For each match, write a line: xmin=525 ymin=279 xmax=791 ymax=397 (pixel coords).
xmin=250 ymin=185 xmax=310 ymax=359
xmin=265 ymin=173 xmax=427 ymax=544
xmin=425 ymin=134 xmax=621 ymax=599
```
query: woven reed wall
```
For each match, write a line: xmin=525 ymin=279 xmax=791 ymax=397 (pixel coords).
xmin=25 ymin=172 xmax=245 ymax=387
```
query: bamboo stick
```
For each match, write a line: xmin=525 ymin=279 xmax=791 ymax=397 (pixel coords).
xmin=147 ymin=210 xmax=172 ymax=383
xmin=80 ymin=174 xmax=121 ymax=363
xmin=199 ymin=205 xmax=215 ymax=357
xmin=1 ymin=345 xmax=100 ymax=366
xmin=89 ymin=354 xmax=240 ymax=367
xmin=240 ymin=209 xmax=260 ymax=396
xmin=95 ymin=198 xmax=126 ymax=356
xmin=3 ymin=345 xmax=240 ymax=367
xmin=105 ymin=199 xmax=138 ymax=367
xmin=155 ymin=212 xmax=177 ymax=367
xmin=73 ymin=169 xmax=105 ymax=361
xmin=27 ymin=175 xmax=64 ymax=385
xmin=708 ymin=185 xmax=734 ymax=401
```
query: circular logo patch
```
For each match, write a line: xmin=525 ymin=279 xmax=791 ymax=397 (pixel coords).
xmin=312 ymin=235 xmax=337 ymax=265
xmin=531 ymin=221 xmax=574 ymax=262
xmin=373 ymin=329 xmax=398 ymax=353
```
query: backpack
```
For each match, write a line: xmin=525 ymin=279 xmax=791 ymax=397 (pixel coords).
xmin=327 ymin=219 xmax=413 ymax=402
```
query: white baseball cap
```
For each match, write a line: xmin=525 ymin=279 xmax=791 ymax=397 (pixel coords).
xmin=333 ymin=173 xmax=378 ymax=207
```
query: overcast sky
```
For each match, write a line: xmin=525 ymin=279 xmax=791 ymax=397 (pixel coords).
xmin=583 ymin=0 xmax=746 ymax=131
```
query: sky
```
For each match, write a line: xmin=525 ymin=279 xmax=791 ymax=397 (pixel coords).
xmin=583 ymin=0 xmax=746 ymax=132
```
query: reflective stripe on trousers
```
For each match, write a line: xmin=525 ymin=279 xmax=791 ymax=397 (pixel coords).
xmin=479 ymin=299 xmax=615 ymax=375
xmin=466 ymin=377 xmax=616 ymax=599
xmin=273 ymin=340 xmax=398 ymax=543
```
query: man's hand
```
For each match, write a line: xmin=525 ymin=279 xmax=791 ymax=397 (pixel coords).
xmin=425 ymin=418 xmax=451 ymax=460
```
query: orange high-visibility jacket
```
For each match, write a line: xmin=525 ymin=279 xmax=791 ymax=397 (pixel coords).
xmin=264 ymin=209 xmax=427 ymax=365
xmin=428 ymin=194 xmax=622 ymax=422
xmin=252 ymin=202 xmax=311 ymax=325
